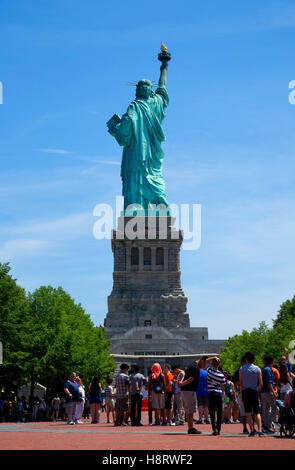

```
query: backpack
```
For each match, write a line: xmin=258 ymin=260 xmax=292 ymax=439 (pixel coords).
xmin=226 ymin=381 xmax=233 ymax=398
xmin=152 ymin=374 xmax=164 ymax=394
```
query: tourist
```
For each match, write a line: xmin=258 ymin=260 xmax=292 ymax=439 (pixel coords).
xmin=196 ymin=357 xmax=209 ymax=425
xmin=16 ymin=398 xmax=24 ymax=423
xmin=59 ymin=396 xmax=66 ymax=421
xmin=178 ymin=358 xmax=202 ymax=435
xmin=280 ymin=348 xmax=293 ymax=373
xmin=146 ymin=369 xmax=153 ymax=425
xmin=114 ymin=363 xmax=130 ymax=426
xmin=89 ymin=376 xmax=103 ymax=424
xmin=205 ymin=357 xmax=226 ymax=435
xmin=0 ymin=395 xmax=4 ymax=423
xmin=130 ymin=365 xmax=146 ymax=426
xmin=239 ymin=351 xmax=264 ymax=437
xmin=83 ymin=395 xmax=90 ymax=420
xmin=32 ymin=400 xmax=38 ymax=422
xmin=224 ymin=373 xmax=236 ymax=424
xmin=74 ymin=376 xmax=85 ymax=424
xmin=51 ymin=393 xmax=60 ymax=421
xmin=171 ymin=365 xmax=185 ymax=425
xmin=261 ymin=355 xmax=279 ymax=434
xmin=163 ymin=363 xmax=174 ymax=426
xmin=148 ymin=363 xmax=165 ymax=426
xmin=38 ymin=398 xmax=47 ymax=422
xmin=282 ymin=382 xmax=295 ymax=410
xmin=105 ymin=378 xmax=116 ymax=424
xmin=278 ymin=364 xmax=295 ymax=402
xmin=233 ymin=356 xmax=248 ymax=434
xmin=64 ymin=372 xmax=80 ymax=425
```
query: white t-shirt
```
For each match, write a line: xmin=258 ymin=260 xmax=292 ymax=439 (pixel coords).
xmin=79 ymin=386 xmax=85 ymax=400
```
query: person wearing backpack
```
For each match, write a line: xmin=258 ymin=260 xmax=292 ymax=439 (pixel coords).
xmin=148 ymin=363 xmax=165 ymax=425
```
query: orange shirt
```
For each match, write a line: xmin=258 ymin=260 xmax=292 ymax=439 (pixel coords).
xmin=164 ymin=371 xmax=173 ymax=392
xmin=272 ymin=367 xmax=280 ymax=393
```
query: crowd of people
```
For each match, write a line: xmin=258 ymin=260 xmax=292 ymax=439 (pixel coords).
xmin=59 ymin=348 xmax=295 ymax=436
xmin=1 ymin=348 xmax=294 ymax=437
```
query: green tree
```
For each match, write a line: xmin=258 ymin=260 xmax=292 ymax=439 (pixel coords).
xmin=0 ymin=262 xmax=31 ymax=394
xmin=220 ymin=322 xmax=270 ymax=374
xmin=273 ymin=296 xmax=295 ymax=328
xmin=25 ymin=285 xmax=115 ymax=398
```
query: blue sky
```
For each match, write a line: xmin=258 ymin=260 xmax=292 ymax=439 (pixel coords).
xmin=0 ymin=0 xmax=295 ymax=339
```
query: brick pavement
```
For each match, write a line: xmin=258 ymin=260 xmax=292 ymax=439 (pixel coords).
xmin=0 ymin=414 xmax=294 ymax=451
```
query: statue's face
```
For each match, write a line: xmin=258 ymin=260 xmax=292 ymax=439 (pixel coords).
xmin=136 ymin=80 xmax=153 ymax=99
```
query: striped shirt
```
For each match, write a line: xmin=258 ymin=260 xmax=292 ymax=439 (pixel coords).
xmin=105 ymin=385 xmax=114 ymax=399
xmin=207 ymin=367 xmax=226 ymax=394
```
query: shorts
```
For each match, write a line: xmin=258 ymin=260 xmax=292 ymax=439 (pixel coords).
xmin=181 ymin=391 xmax=197 ymax=414
xmin=197 ymin=395 xmax=209 ymax=407
xmin=65 ymin=402 xmax=77 ymax=417
xmin=165 ymin=391 xmax=173 ymax=410
xmin=115 ymin=397 xmax=128 ymax=413
xmin=237 ymin=392 xmax=246 ymax=417
xmin=242 ymin=388 xmax=260 ymax=414
xmin=105 ymin=399 xmax=115 ymax=412
xmin=89 ymin=396 xmax=102 ymax=405
xmin=151 ymin=391 xmax=165 ymax=410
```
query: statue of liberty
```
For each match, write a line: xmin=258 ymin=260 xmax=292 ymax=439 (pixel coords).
xmin=107 ymin=44 xmax=171 ymax=214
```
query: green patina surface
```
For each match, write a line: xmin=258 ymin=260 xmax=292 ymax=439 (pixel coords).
xmin=107 ymin=57 xmax=171 ymax=215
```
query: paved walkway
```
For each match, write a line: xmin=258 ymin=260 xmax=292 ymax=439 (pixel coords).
xmin=0 ymin=415 xmax=294 ymax=450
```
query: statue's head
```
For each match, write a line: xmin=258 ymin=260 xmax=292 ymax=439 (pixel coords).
xmin=136 ymin=79 xmax=154 ymax=99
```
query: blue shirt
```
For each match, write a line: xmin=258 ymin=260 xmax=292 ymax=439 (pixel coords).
xmin=261 ymin=366 xmax=273 ymax=393
xmin=64 ymin=379 xmax=80 ymax=402
xmin=197 ymin=369 xmax=208 ymax=397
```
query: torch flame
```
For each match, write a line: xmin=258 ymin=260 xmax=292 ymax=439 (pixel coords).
xmin=161 ymin=42 xmax=168 ymax=52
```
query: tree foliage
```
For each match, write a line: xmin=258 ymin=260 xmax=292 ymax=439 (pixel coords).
xmin=273 ymin=295 xmax=295 ymax=328
xmin=0 ymin=263 xmax=115 ymax=397
xmin=220 ymin=303 xmax=295 ymax=374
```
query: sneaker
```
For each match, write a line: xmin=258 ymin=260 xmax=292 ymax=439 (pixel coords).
xmin=204 ymin=419 xmax=210 ymax=425
xmin=248 ymin=431 xmax=255 ymax=437
xmin=243 ymin=428 xmax=249 ymax=434
xmin=170 ymin=422 xmax=176 ymax=426
xmin=195 ymin=419 xmax=203 ymax=424
xmin=258 ymin=432 xmax=265 ymax=437
xmin=68 ymin=420 xmax=75 ymax=425
xmin=77 ymin=420 xmax=83 ymax=424
xmin=211 ymin=430 xmax=218 ymax=436
xmin=153 ymin=421 xmax=161 ymax=426
xmin=188 ymin=428 xmax=202 ymax=435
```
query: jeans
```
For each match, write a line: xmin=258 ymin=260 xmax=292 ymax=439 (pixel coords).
xmin=208 ymin=391 xmax=223 ymax=432
xmin=261 ymin=392 xmax=279 ymax=430
xmin=131 ymin=394 xmax=142 ymax=425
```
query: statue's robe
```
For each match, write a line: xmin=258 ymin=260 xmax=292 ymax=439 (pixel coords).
xmin=112 ymin=86 xmax=169 ymax=211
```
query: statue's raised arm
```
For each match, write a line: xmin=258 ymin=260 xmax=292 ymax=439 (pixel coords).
xmin=158 ymin=42 xmax=171 ymax=88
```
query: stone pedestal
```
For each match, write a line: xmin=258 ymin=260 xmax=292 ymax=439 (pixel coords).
xmin=104 ymin=216 xmax=190 ymax=332
xmin=104 ymin=216 xmax=225 ymax=367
